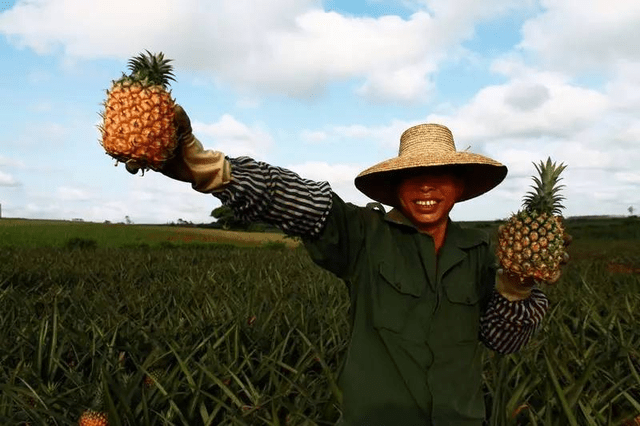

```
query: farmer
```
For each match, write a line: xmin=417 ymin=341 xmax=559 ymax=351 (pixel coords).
xmin=127 ymin=106 xmax=556 ymax=425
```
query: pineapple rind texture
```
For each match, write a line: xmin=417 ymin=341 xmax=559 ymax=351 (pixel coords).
xmin=78 ymin=409 xmax=109 ymax=426
xmin=497 ymin=211 xmax=565 ymax=282
xmin=99 ymin=51 xmax=177 ymax=171
xmin=497 ymin=158 xmax=568 ymax=283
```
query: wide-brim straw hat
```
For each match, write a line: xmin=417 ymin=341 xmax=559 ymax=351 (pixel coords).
xmin=355 ymin=123 xmax=507 ymax=208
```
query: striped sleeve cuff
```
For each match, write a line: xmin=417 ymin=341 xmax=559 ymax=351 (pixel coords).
xmin=479 ymin=287 xmax=549 ymax=354
xmin=213 ymin=156 xmax=333 ymax=238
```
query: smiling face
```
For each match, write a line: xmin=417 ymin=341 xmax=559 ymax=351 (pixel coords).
xmin=396 ymin=168 xmax=464 ymax=236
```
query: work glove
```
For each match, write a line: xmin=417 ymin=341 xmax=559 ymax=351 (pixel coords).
xmin=126 ymin=105 xmax=232 ymax=193
xmin=496 ymin=231 xmax=572 ymax=301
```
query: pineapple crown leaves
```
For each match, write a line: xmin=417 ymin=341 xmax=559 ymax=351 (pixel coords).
xmin=126 ymin=50 xmax=176 ymax=88
xmin=522 ymin=157 xmax=567 ymax=215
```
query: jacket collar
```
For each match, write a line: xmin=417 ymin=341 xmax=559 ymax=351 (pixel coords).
xmin=383 ymin=208 xmax=488 ymax=249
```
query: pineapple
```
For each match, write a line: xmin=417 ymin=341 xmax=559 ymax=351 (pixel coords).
xmin=78 ymin=409 xmax=109 ymax=426
xmin=99 ymin=50 xmax=177 ymax=171
xmin=79 ymin=378 xmax=108 ymax=426
xmin=143 ymin=367 xmax=164 ymax=389
xmin=497 ymin=157 xmax=568 ymax=283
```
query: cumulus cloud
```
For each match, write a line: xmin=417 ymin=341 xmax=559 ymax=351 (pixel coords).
xmin=0 ymin=171 xmax=20 ymax=187
xmin=0 ymin=0 xmax=530 ymax=103
xmin=193 ymin=115 xmax=274 ymax=159
xmin=427 ymin=60 xmax=610 ymax=144
xmin=518 ymin=0 xmax=640 ymax=74
xmin=605 ymin=61 xmax=640 ymax=112
xmin=328 ymin=119 xmax=419 ymax=150
xmin=285 ymin=161 xmax=362 ymax=184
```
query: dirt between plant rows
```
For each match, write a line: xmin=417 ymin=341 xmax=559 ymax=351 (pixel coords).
xmin=606 ymin=263 xmax=640 ymax=275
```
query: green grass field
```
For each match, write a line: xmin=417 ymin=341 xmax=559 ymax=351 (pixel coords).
xmin=1 ymin=217 xmax=639 ymax=425
xmin=0 ymin=218 xmax=300 ymax=249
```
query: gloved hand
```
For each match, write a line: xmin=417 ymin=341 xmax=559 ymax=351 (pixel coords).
xmin=496 ymin=231 xmax=572 ymax=301
xmin=126 ymin=105 xmax=232 ymax=193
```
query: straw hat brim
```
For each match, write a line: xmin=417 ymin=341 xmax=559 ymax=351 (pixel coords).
xmin=354 ymin=151 xmax=507 ymax=208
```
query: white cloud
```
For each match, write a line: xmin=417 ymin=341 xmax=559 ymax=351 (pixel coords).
xmin=56 ymin=186 xmax=92 ymax=202
xmin=332 ymin=120 xmax=417 ymax=150
xmin=285 ymin=161 xmax=362 ymax=184
xmin=301 ymin=129 xmax=328 ymax=144
xmin=605 ymin=60 xmax=640 ymax=112
xmin=0 ymin=171 xmax=20 ymax=187
xmin=355 ymin=61 xmax=436 ymax=102
xmin=0 ymin=0 xmax=533 ymax=103
xmin=0 ymin=156 xmax=25 ymax=168
xmin=427 ymin=61 xmax=610 ymax=144
xmin=404 ymin=0 xmax=533 ymax=26
xmin=616 ymin=172 xmax=640 ymax=184
xmin=519 ymin=0 xmax=640 ymax=74
xmin=193 ymin=115 xmax=274 ymax=159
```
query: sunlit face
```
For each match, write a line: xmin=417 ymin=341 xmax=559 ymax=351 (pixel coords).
xmin=396 ymin=169 xmax=464 ymax=235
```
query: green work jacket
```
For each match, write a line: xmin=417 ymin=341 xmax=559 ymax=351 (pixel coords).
xmin=303 ymin=192 xmax=496 ymax=426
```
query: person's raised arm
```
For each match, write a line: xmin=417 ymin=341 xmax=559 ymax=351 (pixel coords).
xmin=126 ymin=105 xmax=366 ymax=280
xmin=126 ymin=105 xmax=333 ymax=240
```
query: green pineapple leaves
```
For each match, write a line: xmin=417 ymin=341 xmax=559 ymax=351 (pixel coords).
xmin=127 ymin=50 xmax=176 ymax=88
xmin=523 ymin=157 xmax=567 ymax=216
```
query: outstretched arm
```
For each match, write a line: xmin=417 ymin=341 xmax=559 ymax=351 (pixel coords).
xmin=127 ymin=105 xmax=334 ymax=239
xmin=214 ymin=156 xmax=333 ymax=238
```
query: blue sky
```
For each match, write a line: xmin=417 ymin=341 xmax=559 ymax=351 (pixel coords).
xmin=1 ymin=0 xmax=639 ymax=224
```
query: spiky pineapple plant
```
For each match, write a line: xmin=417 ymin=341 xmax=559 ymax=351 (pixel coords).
xmin=497 ymin=157 xmax=568 ymax=283
xmin=99 ymin=50 xmax=177 ymax=171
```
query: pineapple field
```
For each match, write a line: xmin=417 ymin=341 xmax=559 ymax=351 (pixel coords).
xmin=1 ymin=217 xmax=640 ymax=425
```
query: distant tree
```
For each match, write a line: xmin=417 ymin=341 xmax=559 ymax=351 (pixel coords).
xmin=211 ymin=205 xmax=244 ymax=230
xmin=125 ymin=215 xmax=132 ymax=225
xmin=210 ymin=206 xmax=278 ymax=232
xmin=629 ymin=206 xmax=635 ymax=216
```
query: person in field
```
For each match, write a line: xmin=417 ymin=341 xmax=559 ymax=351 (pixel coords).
xmin=127 ymin=106 xmax=559 ymax=426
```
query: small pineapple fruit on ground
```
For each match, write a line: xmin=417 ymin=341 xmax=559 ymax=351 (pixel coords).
xmin=78 ymin=409 xmax=109 ymax=426
xmin=143 ymin=367 xmax=164 ymax=389
xmin=99 ymin=50 xmax=177 ymax=171
xmin=497 ymin=157 xmax=568 ymax=283
xmin=79 ymin=380 xmax=109 ymax=426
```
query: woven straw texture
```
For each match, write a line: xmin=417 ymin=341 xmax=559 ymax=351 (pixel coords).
xmin=355 ymin=123 xmax=507 ymax=207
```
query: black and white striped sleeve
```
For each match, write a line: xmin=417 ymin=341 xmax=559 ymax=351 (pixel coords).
xmin=479 ymin=288 xmax=549 ymax=354
xmin=212 ymin=156 xmax=333 ymax=238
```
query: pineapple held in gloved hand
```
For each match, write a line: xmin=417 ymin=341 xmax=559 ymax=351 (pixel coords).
xmin=99 ymin=50 xmax=231 ymax=193
xmin=496 ymin=158 xmax=572 ymax=300
xmin=125 ymin=104 xmax=232 ymax=193
xmin=99 ymin=51 xmax=178 ymax=170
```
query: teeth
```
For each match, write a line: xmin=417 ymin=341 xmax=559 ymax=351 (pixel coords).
xmin=415 ymin=200 xmax=436 ymax=206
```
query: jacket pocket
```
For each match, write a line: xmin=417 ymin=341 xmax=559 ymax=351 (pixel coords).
xmin=442 ymin=272 xmax=481 ymax=344
xmin=372 ymin=261 xmax=423 ymax=335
